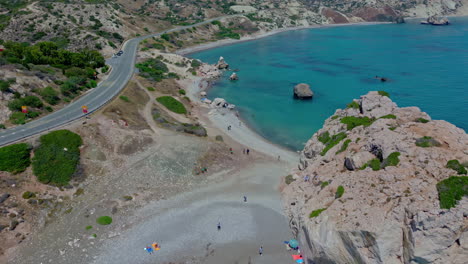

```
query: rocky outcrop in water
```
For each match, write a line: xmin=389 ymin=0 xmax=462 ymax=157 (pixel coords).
xmin=283 ymin=91 xmax=467 ymax=264
xmin=421 ymin=15 xmax=450 ymax=25
xmin=229 ymin=72 xmax=238 ymax=80
xmin=216 ymin=56 xmax=229 ymax=69
xmin=294 ymin=83 xmax=314 ymax=99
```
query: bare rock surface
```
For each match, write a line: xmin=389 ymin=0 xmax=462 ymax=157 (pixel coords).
xmin=293 ymin=83 xmax=313 ymax=99
xmin=282 ymin=91 xmax=468 ymax=264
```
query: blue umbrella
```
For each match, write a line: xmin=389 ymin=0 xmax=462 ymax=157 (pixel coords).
xmin=289 ymin=239 xmax=299 ymax=249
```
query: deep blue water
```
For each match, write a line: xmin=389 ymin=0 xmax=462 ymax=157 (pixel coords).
xmin=190 ymin=18 xmax=468 ymax=150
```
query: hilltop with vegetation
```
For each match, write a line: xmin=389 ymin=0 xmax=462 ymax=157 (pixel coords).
xmin=282 ymin=91 xmax=467 ymax=264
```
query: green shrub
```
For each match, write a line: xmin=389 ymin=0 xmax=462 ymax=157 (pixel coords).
xmin=335 ymin=186 xmax=345 ymax=199
xmin=161 ymin=33 xmax=170 ymax=41
xmin=8 ymin=95 xmax=44 ymax=111
xmin=0 ymin=124 xmax=5 ymax=129
xmin=0 ymin=79 xmax=10 ymax=92
xmin=369 ymin=159 xmax=381 ymax=171
xmin=85 ymin=225 xmax=93 ymax=230
xmin=378 ymin=91 xmax=390 ymax=97
xmin=321 ymin=181 xmax=329 ymax=188
xmin=178 ymin=89 xmax=186 ymax=95
xmin=119 ymin=96 xmax=130 ymax=102
xmin=147 ymin=87 xmax=155 ymax=91
xmin=122 ymin=195 xmax=133 ymax=201
xmin=415 ymin=136 xmax=440 ymax=148
xmin=10 ymin=112 xmax=27 ymax=124
xmin=341 ymin=116 xmax=374 ymax=130
xmin=0 ymin=143 xmax=31 ymax=173
xmin=40 ymin=86 xmax=60 ymax=105
xmin=379 ymin=114 xmax=397 ymax=119
xmin=331 ymin=115 xmax=339 ymax=120
xmin=136 ymin=58 xmax=168 ymax=82
xmin=211 ymin=20 xmax=222 ymax=26
xmin=346 ymin=101 xmax=359 ymax=109
xmin=436 ymin=176 xmax=468 ymax=209
xmin=45 ymin=106 xmax=53 ymax=112
xmin=318 ymin=131 xmax=330 ymax=144
xmin=446 ymin=160 xmax=467 ymax=175
xmin=320 ymin=132 xmax=347 ymax=156
xmin=190 ymin=59 xmax=201 ymax=68
xmin=156 ymin=96 xmax=187 ymax=114
xmin=167 ymin=72 xmax=179 ymax=79
xmin=383 ymin=152 xmax=400 ymax=168
xmin=285 ymin=175 xmax=296 ymax=185
xmin=215 ymin=135 xmax=223 ymax=141
xmin=22 ymin=191 xmax=35 ymax=199
xmin=309 ymin=208 xmax=327 ymax=218
xmin=336 ymin=139 xmax=351 ymax=154
xmin=416 ymin=118 xmax=429 ymax=123
xmin=32 ymin=130 xmax=82 ymax=185
xmin=96 ymin=216 xmax=112 ymax=225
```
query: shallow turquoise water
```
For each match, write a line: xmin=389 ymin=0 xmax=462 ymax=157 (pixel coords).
xmin=190 ymin=18 xmax=468 ymax=150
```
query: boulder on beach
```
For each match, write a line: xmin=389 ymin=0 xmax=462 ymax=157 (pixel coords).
xmin=216 ymin=56 xmax=229 ymax=69
xmin=229 ymin=73 xmax=238 ymax=80
xmin=293 ymin=83 xmax=313 ymax=99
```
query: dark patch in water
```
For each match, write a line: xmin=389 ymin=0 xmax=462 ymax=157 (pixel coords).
xmin=338 ymin=58 xmax=352 ymax=61
xmin=269 ymin=63 xmax=295 ymax=69
xmin=310 ymin=67 xmax=338 ymax=76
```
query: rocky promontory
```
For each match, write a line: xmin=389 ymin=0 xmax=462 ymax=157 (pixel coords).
xmin=282 ymin=91 xmax=467 ymax=264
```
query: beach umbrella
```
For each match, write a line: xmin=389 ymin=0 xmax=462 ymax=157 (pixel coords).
xmin=289 ymin=239 xmax=299 ymax=249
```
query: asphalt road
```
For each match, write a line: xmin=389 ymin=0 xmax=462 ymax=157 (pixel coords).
xmin=0 ymin=16 xmax=233 ymax=146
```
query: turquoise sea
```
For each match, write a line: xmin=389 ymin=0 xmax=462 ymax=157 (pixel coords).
xmin=190 ymin=17 xmax=468 ymax=150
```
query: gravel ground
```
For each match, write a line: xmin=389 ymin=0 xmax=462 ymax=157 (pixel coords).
xmin=91 ymin=162 xmax=293 ymax=264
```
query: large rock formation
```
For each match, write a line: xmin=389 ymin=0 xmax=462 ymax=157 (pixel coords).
xmin=216 ymin=56 xmax=229 ymax=69
xmin=283 ymin=91 xmax=467 ymax=264
xmin=294 ymin=83 xmax=314 ymax=99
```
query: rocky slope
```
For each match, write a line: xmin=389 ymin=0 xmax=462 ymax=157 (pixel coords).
xmin=282 ymin=91 xmax=467 ymax=264
xmin=1 ymin=0 xmax=468 ymax=54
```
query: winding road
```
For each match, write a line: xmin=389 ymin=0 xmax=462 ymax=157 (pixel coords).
xmin=0 ymin=17 xmax=232 ymax=146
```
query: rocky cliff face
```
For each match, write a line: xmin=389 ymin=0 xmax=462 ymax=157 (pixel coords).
xmin=282 ymin=92 xmax=467 ymax=264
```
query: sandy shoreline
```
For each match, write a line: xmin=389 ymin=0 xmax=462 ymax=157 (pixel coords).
xmin=177 ymin=21 xmax=391 ymax=56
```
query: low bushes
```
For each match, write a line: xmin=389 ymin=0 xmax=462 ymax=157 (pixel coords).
xmin=336 ymin=139 xmax=351 ymax=154
xmin=378 ymin=91 xmax=390 ymax=97
xmin=335 ymin=186 xmax=345 ymax=199
xmin=0 ymin=143 xmax=31 ymax=173
xmin=346 ymin=101 xmax=359 ymax=109
xmin=96 ymin=216 xmax=113 ymax=225
xmin=119 ymin=95 xmax=130 ymax=102
xmin=341 ymin=116 xmax=374 ymax=130
xmin=309 ymin=208 xmax=327 ymax=218
xmin=415 ymin=136 xmax=440 ymax=148
xmin=446 ymin=160 xmax=467 ymax=175
xmin=362 ymin=152 xmax=400 ymax=171
xmin=32 ymin=130 xmax=82 ymax=185
xmin=318 ymin=131 xmax=330 ymax=144
xmin=285 ymin=175 xmax=296 ymax=185
xmin=40 ymin=86 xmax=60 ymax=105
xmin=321 ymin=181 xmax=329 ymax=188
xmin=436 ymin=176 xmax=468 ymax=209
xmin=416 ymin=118 xmax=429 ymax=123
xmin=379 ymin=114 xmax=396 ymax=119
xmin=136 ymin=58 xmax=169 ymax=82
xmin=156 ymin=96 xmax=187 ymax=114
xmin=320 ymin=132 xmax=347 ymax=156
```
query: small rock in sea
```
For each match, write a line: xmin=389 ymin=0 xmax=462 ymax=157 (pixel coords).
xmin=293 ymin=83 xmax=314 ymax=99
xmin=216 ymin=56 xmax=229 ymax=69
xmin=229 ymin=72 xmax=238 ymax=80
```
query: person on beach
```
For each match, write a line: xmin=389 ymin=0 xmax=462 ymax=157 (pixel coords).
xmin=228 ymin=125 xmax=231 ymax=131
xmin=229 ymin=148 xmax=233 ymax=154
xmin=144 ymin=246 xmax=154 ymax=255
xmin=217 ymin=222 xmax=221 ymax=230
xmin=243 ymin=148 xmax=245 ymax=154
xmin=243 ymin=196 xmax=247 ymax=202
xmin=246 ymin=149 xmax=250 ymax=155
xmin=278 ymin=155 xmax=281 ymax=161
xmin=259 ymin=246 xmax=263 ymax=256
